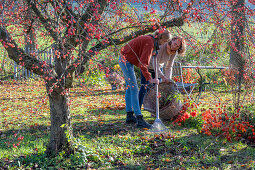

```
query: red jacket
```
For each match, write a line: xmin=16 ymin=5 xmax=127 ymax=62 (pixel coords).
xmin=120 ymin=35 xmax=154 ymax=81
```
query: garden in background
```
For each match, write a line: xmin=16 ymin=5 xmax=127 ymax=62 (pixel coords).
xmin=0 ymin=0 xmax=254 ymax=169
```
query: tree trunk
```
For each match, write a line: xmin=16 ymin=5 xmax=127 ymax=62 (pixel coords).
xmin=229 ymin=0 xmax=245 ymax=80
xmin=46 ymin=86 xmax=73 ymax=156
xmin=229 ymin=0 xmax=245 ymax=109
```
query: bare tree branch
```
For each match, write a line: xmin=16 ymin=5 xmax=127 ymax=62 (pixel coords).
xmin=0 ymin=26 xmax=56 ymax=78
xmin=67 ymin=16 xmax=184 ymax=75
xmin=26 ymin=0 xmax=59 ymax=41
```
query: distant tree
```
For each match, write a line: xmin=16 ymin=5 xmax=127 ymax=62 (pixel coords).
xmin=229 ymin=0 xmax=246 ymax=108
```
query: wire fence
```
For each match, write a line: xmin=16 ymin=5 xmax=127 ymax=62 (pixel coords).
xmin=0 ymin=48 xmax=55 ymax=80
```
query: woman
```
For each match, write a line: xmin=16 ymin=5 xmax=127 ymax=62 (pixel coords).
xmin=139 ymin=36 xmax=186 ymax=109
xmin=119 ymin=30 xmax=171 ymax=129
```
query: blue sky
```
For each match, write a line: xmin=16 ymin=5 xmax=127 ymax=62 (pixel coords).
xmin=128 ymin=0 xmax=254 ymax=19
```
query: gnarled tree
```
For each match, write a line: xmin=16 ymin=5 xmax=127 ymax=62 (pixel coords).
xmin=0 ymin=0 xmax=254 ymax=156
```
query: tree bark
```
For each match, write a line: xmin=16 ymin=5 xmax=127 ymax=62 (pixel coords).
xmin=229 ymin=0 xmax=245 ymax=109
xmin=229 ymin=0 xmax=245 ymax=78
xmin=46 ymin=87 xmax=73 ymax=156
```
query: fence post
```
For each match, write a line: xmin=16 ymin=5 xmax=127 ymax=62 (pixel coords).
xmin=14 ymin=62 xmax=17 ymax=80
xmin=12 ymin=48 xmax=55 ymax=80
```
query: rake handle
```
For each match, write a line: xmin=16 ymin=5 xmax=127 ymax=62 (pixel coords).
xmin=154 ymin=55 xmax=160 ymax=120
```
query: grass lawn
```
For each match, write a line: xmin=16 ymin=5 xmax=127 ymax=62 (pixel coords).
xmin=0 ymin=79 xmax=254 ymax=169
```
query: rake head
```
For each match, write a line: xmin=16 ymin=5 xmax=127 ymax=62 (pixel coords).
xmin=148 ymin=118 xmax=168 ymax=133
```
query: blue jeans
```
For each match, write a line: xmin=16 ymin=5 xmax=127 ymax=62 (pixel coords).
xmin=139 ymin=68 xmax=163 ymax=108
xmin=139 ymin=69 xmax=155 ymax=109
xmin=119 ymin=56 xmax=141 ymax=115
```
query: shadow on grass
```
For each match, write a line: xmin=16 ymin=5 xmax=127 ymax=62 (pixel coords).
xmin=1 ymin=110 xmax=254 ymax=169
xmin=70 ymin=89 xmax=125 ymax=97
xmin=0 ymin=118 xmax=142 ymax=169
xmin=72 ymin=117 xmax=137 ymax=139
xmin=0 ymin=125 xmax=50 ymax=150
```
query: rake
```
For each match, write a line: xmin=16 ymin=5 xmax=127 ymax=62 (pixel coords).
xmin=148 ymin=55 xmax=168 ymax=133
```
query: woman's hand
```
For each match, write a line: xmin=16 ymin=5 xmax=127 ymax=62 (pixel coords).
xmin=161 ymin=76 xmax=174 ymax=83
xmin=149 ymin=78 xmax=159 ymax=85
xmin=161 ymin=76 xmax=168 ymax=83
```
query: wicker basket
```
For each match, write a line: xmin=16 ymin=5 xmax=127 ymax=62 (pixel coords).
xmin=143 ymin=82 xmax=183 ymax=120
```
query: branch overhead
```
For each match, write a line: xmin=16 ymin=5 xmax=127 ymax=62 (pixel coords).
xmin=0 ymin=26 xmax=55 ymax=78
xmin=26 ymin=0 xmax=59 ymax=41
xmin=67 ymin=16 xmax=184 ymax=75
